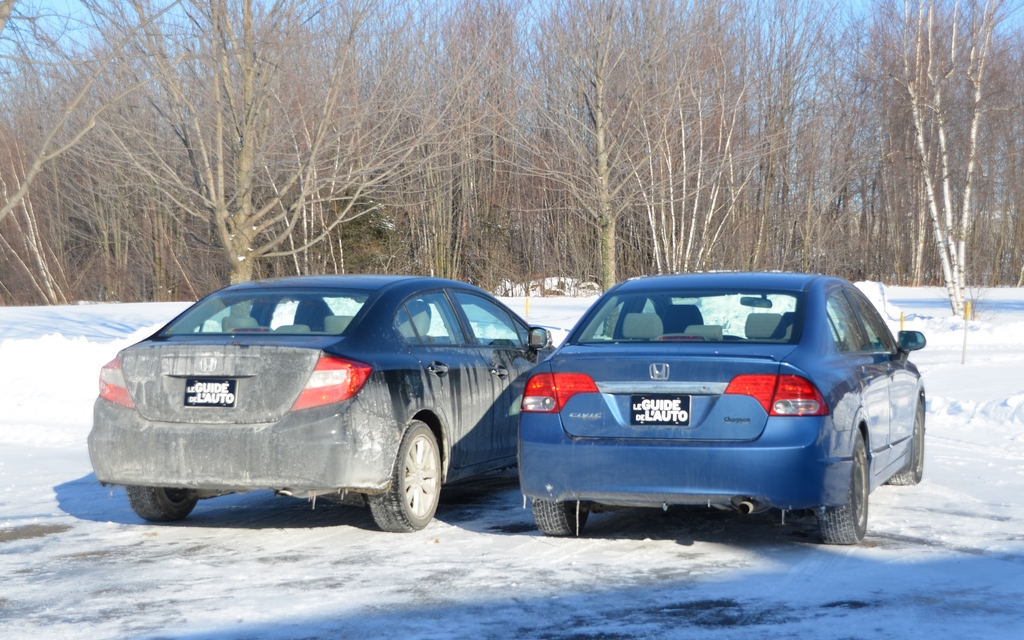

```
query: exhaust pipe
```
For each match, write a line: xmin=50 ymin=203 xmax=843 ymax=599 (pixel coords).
xmin=731 ymin=496 xmax=759 ymax=515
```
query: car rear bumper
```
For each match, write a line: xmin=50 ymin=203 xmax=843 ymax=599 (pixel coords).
xmin=518 ymin=413 xmax=854 ymax=509
xmin=88 ymin=398 xmax=399 ymax=494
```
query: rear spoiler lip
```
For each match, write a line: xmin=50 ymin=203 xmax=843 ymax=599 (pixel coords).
xmin=554 ymin=348 xmax=786 ymax=363
xmin=595 ymin=381 xmax=731 ymax=395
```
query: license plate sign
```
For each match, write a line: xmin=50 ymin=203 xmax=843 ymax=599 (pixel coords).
xmin=631 ymin=395 xmax=691 ymax=426
xmin=185 ymin=378 xmax=237 ymax=407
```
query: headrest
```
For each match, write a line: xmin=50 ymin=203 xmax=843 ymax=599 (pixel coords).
xmin=684 ymin=324 xmax=723 ymax=340
xmin=402 ymin=299 xmax=433 ymax=337
xmin=324 ymin=315 xmax=353 ymax=334
xmin=745 ymin=313 xmax=783 ymax=339
xmin=663 ymin=304 xmax=704 ymax=333
xmin=222 ymin=315 xmax=258 ymax=331
xmin=622 ymin=313 xmax=663 ymax=339
xmin=272 ymin=324 xmax=310 ymax=333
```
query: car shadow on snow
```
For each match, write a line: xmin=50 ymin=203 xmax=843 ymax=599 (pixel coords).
xmin=53 ymin=467 xmax=527 ymax=532
xmin=575 ymin=506 xmax=822 ymax=548
xmin=56 ymin=468 xmax=821 ymax=547
xmin=53 ymin=473 xmax=379 ymax=530
xmin=446 ymin=497 xmax=824 ymax=548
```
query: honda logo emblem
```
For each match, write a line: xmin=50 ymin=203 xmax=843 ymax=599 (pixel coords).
xmin=198 ymin=356 xmax=218 ymax=373
xmin=649 ymin=363 xmax=669 ymax=380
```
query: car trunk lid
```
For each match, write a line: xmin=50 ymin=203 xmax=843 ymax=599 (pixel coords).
xmin=553 ymin=345 xmax=794 ymax=440
xmin=121 ymin=342 xmax=324 ymax=424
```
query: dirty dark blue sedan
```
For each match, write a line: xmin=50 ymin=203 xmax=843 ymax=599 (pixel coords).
xmin=518 ymin=273 xmax=926 ymax=544
xmin=89 ymin=276 xmax=552 ymax=532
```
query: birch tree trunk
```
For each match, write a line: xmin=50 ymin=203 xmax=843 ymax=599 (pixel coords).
xmin=896 ymin=0 xmax=1000 ymax=316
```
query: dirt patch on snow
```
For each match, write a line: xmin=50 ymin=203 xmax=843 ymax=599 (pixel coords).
xmin=0 ymin=523 xmax=71 ymax=543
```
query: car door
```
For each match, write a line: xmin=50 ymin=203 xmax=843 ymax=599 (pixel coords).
xmin=450 ymin=291 xmax=539 ymax=465
xmin=394 ymin=291 xmax=494 ymax=471
xmin=847 ymin=288 xmax=917 ymax=466
xmin=825 ymin=289 xmax=891 ymax=472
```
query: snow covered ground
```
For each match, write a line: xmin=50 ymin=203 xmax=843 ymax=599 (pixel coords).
xmin=1 ymin=285 xmax=1023 ymax=639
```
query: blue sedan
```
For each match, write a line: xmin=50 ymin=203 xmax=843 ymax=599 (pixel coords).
xmin=518 ymin=273 xmax=926 ymax=544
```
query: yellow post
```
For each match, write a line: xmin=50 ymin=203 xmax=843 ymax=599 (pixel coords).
xmin=525 ymin=297 xmax=530 ymax=321
xmin=900 ymin=311 xmax=904 ymax=332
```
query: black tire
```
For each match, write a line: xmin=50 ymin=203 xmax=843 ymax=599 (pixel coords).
xmin=887 ymin=402 xmax=925 ymax=486
xmin=369 ymin=421 xmax=441 ymax=532
xmin=532 ymin=498 xmax=590 ymax=536
xmin=818 ymin=432 xmax=868 ymax=545
xmin=126 ymin=486 xmax=198 ymax=522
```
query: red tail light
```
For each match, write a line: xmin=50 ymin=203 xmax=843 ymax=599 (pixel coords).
xmin=723 ymin=374 xmax=777 ymax=413
xmin=725 ymin=374 xmax=827 ymax=416
xmin=521 ymin=372 xmax=598 ymax=413
xmin=291 ymin=355 xmax=372 ymax=411
xmin=98 ymin=355 xmax=135 ymax=408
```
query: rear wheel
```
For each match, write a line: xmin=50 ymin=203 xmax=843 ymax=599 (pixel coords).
xmin=818 ymin=432 xmax=868 ymax=545
xmin=126 ymin=486 xmax=198 ymax=522
xmin=369 ymin=422 xmax=441 ymax=532
xmin=532 ymin=499 xmax=590 ymax=536
xmin=887 ymin=402 xmax=925 ymax=486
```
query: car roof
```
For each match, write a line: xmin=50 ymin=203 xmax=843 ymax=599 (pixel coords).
xmin=612 ymin=272 xmax=835 ymax=293
xmin=219 ymin=275 xmax=479 ymax=295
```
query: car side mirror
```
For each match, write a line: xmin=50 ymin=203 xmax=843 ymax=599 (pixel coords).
xmin=897 ymin=330 xmax=926 ymax=353
xmin=528 ymin=327 xmax=551 ymax=350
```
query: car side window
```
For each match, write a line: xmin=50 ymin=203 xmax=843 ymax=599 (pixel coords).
xmin=846 ymin=290 xmax=896 ymax=353
xmin=394 ymin=292 xmax=466 ymax=345
xmin=826 ymin=292 xmax=867 ymax=353
xmin=452 ymin=292 xmax=524 ymax=348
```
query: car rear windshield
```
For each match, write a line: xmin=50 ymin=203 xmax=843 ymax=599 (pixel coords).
xmin=574 ymin=290 xmax=804 ymax=345
xmin=160 ymin=289 xmax=370 ymax=336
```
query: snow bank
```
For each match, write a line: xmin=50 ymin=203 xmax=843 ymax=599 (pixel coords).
xmin=883 ymin=285 xmax=1024 ymax=349
xmin=0 ymin=324 xmax=169 ymax=447
xmin=0 ymin=301 xmax=190 ymax=343
xmin=0 ymin=301 xmax=188 ymax=446
xmin=854 ymin=281 xmax=903 ymax=322
xmin=928 ymin=394 xmax=1024 ymax=427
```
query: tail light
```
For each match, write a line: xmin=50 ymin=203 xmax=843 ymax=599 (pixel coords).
xmin=291 ymin=355 xmax=372 ymax=411
xmin=99 ymin=355 xmax=135 ymax=408
xmin=521 ymin=372 xmax=598 ymax=413
xmin=725 ymin=374 xmax=827 ymax=416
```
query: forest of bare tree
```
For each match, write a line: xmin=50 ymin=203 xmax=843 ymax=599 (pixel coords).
xmin=1 ymin=0 xmax=1022 ymax=312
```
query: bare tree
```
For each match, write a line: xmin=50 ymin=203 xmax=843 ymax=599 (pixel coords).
xmin=0 ymin=1 xmax=175 ymax=228
xmin=878 ymin=0 xmax=1003 ymax=314
xmin=631 ymin=1 xmax=754 ymax=276
xmin=96 ymin=0 xmax=429 ymax=284
xmin=5 ymin=0 xmax=1024 ymax=305
xmin=524 ymin=0 xmax=678 ymax=290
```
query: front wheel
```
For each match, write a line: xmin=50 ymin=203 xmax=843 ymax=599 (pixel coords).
xmin=126 ymin=486 xmax=198 ymax=522
xmin=369 ymin=421 xmax=441 ymax=532
xmin=818 ymin=432 xmax=868 ymax=545
xmin=532 ymin=499 xmax=590 ymax=536
xmin=887 ymin=402 xmax=925 ymax=486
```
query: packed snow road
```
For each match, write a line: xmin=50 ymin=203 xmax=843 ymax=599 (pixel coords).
xmin=2 ymin=288 xmax=1023 ymax=639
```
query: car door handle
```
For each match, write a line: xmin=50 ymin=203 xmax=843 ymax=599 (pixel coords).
xmin=490 ymin=366 xmax=509 ymax=379
xmin=427 ymin=362 xmax=449 ymax=376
